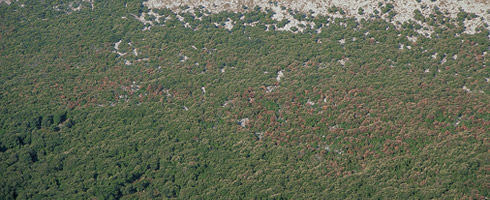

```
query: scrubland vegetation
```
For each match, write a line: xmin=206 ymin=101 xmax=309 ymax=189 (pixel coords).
xmin=0 ymin=0 xmax=489 ymax=199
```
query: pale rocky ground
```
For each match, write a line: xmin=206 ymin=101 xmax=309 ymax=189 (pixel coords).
xmin=2 ymin=0 xmax=489 ymax=34
xmin=276 ymin=70 xmax=284 ymax=82
xmin=238 ymin=118 xmax=250 ymax=128
xmin=4 ymin=0 xmax=487 ymax=35
xmin=52 ymin=0 xmax=94 ymax=13
xmin=145 ymin=0 xmax=490 ymax=35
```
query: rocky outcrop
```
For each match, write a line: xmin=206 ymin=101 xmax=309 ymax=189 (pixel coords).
xmin=145 ymin=0 xmax=490 ymax=34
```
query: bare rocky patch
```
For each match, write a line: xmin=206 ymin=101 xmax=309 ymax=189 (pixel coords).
xmin=144 ymin=0 xmax=490 ymax=35
xmin=0 ymin=0 xmax=11 ymax=5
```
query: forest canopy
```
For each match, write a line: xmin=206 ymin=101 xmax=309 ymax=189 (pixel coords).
xmin=0 ymin=0 xmax=489 ymax=199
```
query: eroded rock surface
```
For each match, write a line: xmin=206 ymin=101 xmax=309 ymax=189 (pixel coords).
xmin=145 ymin=0 xmax=490 ymax=34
